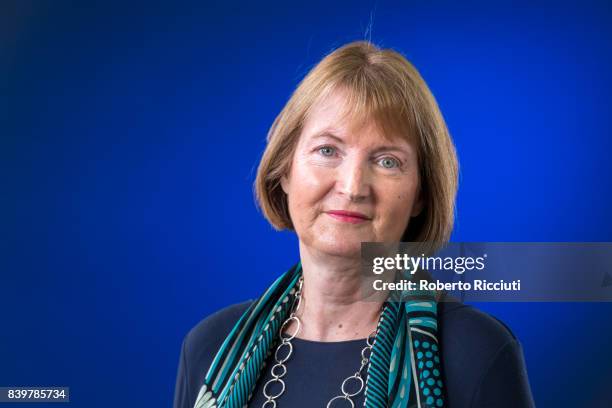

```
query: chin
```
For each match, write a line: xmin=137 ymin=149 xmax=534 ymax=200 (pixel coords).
xmin=298 ymin=223 xmax=376 ymax=258
xmin=313 ymin=235 xmax=365 ymax=258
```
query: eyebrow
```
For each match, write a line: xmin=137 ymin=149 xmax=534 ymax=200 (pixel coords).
xmin=370 ymin=145 xmax=412 ymax=156
xmin=309 ymin=130 xmax=413 ymax=156
xmin=310 ymin=131 xmax=344 ymax=143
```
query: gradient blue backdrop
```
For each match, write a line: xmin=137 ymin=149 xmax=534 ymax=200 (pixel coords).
xmin=2 ymin=1 xmax=611 ymax=407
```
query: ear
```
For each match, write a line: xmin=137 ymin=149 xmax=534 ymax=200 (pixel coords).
xmin=411 ymin=194 xmax=424 ymax=217
xmin=280 ymin=174 xmax=289 ymax=195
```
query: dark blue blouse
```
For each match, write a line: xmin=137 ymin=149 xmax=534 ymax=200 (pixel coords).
xmin=174 ymin=296 xmax=535 ymax=407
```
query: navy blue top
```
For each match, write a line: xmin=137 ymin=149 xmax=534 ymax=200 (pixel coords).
xmin=174 ymin=296 xmax=535 ymax=407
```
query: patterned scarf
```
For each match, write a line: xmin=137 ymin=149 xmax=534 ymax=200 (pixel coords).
xmin=194 ymin=263 xmax=445 ymax=408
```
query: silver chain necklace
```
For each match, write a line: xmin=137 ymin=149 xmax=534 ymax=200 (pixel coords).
xmin=260 ymin=277 xmax=382 ymax=408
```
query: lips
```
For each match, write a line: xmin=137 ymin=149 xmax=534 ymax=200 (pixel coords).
xmin=326 ymin=210 xmax=371 ymax=224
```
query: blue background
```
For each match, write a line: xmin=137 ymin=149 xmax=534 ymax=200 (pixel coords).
xmin=2 ymin=1 xmax=611 ymax=406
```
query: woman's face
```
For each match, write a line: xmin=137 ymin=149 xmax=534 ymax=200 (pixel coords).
xmin=281 ymin=89 xmax=423 ymax=258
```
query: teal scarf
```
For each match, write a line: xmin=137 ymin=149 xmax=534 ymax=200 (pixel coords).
xmin=194 ymin=263 xmax=445 ymax=408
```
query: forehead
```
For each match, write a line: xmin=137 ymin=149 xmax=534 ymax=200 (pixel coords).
xmin=303 ymin=89 xmax=355 ymax=130
xmin=301 ymin=87 xmax=415 ymax=145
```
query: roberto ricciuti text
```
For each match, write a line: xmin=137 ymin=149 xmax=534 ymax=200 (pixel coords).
xmin=373 ymin=279 xmax=521 ymax=292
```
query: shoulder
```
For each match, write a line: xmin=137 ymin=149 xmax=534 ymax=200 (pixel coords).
xmin=437 ymin=296 xmax=534 ymax=407
xmin=174 ymin=300 xmax=254 ymax=408
xmin=438 ymin=296 xmax=518 ymax=353
xmin=184 ymin=299 xmax=255 ymax=364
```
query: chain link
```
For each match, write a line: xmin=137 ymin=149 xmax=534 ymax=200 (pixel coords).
xmin=260 ymin=276 xmax=381 ymax=408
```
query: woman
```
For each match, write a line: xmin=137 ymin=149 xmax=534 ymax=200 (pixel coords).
xmin=174 ymin=41 xmax=534 ymax=408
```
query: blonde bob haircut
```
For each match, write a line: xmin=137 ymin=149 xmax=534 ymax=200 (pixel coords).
xmin=255 ymin=41 xmax=459 ymax=243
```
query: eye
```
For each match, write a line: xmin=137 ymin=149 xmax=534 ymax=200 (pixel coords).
xmin=378 ymin=156 xmax=400 ymax=169
xmin=318 ymin=146 xmax=336 ymax=157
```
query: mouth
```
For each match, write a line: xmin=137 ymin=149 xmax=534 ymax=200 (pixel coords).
xmin=325 ymin=210 xmax=371 ymax=224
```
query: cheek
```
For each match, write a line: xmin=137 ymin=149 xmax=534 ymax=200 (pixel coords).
xmin=380 ymin=181 xmax=419 ymax=220
xmin=285 ymin=162 xmax=334 ymax=226
xmin=288 ymin=158 xmax=335 ymax=200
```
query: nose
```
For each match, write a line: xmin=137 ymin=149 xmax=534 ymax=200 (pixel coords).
xmin=337 ymin=156 xmax=371 ymax=202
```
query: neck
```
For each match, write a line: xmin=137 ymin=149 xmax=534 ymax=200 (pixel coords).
xmin=289 ymin=242 xmax=386 ymax=342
